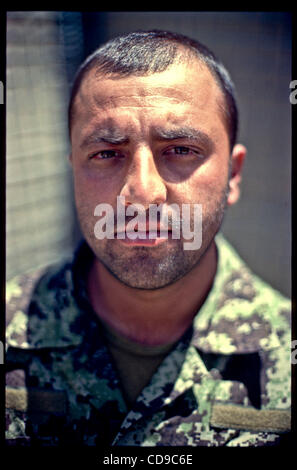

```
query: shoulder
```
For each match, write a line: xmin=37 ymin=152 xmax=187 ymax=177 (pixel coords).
xmin=5 ymin=259 xmax=81 ymax=445
xmin=6 ymin=258 xmax=74 ymax=350
xmin=6 ymin=267 xmax=49 ymax=349
xmin=195 ymin=235 xmax=291 ymax=365
xmin=214 ymin=235 xmax=291 ymax=408
xmin=215 ymin=234 xmax=291 ymax=331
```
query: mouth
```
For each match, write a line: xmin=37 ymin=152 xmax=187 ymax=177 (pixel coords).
xmin=115 ymin=228 xmax=172 ymax=246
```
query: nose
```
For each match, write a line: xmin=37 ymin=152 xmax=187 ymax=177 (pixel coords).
xmin=119 ymin=145 xmax=167 ymax=209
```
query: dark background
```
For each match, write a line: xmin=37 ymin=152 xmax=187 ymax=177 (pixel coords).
xmin=6 ymin=11 xmax=292 ymax=297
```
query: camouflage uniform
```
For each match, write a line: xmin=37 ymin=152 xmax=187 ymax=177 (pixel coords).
xmin=5 ymin=235 xmax=291 ymax=446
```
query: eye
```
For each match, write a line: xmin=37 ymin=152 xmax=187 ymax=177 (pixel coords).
xmin=89 ymin=149 xmax=124 ymax=160
xmin=164 ymin=146 xmax=203 ymax=158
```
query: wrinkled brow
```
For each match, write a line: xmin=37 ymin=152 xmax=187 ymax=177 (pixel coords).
xmin=152 ymin=126 xmax=214 ymax=151
xmin=80 ymin=122 xmax=214 ymax=151
xmin=80 ymin=127 xmax=129 ymax=148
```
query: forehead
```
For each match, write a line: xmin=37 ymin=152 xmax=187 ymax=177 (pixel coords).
xmin=71 ymin=61 xmax=226 ymax=138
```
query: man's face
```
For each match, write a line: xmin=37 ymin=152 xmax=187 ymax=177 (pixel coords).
xmin=70 ymin=61 xmax=233 ymax=289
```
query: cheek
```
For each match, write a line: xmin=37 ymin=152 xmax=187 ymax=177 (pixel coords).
xmin=72 ymin=161 xmax=119 ymax=207
xmin=170 ymin=159 xmax=229 ymax=205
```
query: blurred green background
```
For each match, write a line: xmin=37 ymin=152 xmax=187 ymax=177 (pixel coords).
xmin=6 ymin=11 xmax=291 ymax=297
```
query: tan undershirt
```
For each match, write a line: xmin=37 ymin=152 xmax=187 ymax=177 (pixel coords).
xmin=100 ymin=320 xmax=176 ymax=406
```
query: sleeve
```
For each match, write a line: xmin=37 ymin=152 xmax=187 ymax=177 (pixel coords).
xmin=6 ymin=369 xmax=32 ymax=445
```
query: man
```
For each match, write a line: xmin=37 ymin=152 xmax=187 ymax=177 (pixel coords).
xmin=5 ymin=30 xmax=291 ymax=446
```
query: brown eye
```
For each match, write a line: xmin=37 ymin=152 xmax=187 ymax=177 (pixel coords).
xmin=90 ymin=150 xmax=124 ymax=160
xmin=173 ymin=147 xmax=190 ymax=155
xmin=164 ymin=146 xmax=203 ymax=158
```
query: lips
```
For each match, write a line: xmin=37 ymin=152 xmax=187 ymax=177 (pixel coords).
xmin=115 ymin=226 xmax=171 ymax=238
xmin=114 ymin=225 xmax=172 ymax=246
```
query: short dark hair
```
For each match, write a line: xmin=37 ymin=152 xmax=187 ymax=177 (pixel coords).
xmin=68 ymin=30 xmax=238 ymax=150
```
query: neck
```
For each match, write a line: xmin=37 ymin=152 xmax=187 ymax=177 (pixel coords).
xmin=87 ymin=241 xmax=217 ymax=346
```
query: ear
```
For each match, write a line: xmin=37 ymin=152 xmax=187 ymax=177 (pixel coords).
xmin=227 ymin=144 xmax=247 ymax=206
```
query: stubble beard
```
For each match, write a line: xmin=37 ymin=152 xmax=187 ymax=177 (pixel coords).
xmin=76 ymin=186 xmax=229 ymax=290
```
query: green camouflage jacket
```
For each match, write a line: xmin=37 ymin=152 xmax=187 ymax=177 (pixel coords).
xmin=5 ymin=235 xmax=291 ymax=446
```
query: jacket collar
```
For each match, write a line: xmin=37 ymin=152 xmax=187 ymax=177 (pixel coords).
xmin=7 ymin=235 xmax=282 ymax=354
xmin=191 ymin=234 xmax=281 ymax=354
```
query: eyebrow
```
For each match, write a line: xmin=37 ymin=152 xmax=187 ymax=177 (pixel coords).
xmin=80 ymin=124 xmax=214 ymax=151
xmin=152 ymin=126 xmax=214 ymax=151
xmin=80 ymin=127 xmax=129 ymax=149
